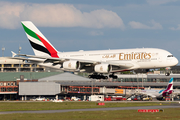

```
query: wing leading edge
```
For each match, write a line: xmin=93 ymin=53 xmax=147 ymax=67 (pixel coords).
xmin=12 ymin=52 xmax=134 ymax=72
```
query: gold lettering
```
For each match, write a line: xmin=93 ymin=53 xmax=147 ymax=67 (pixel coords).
xmin=124 ymin=54 xmax=130 ymax=60
xmin=112 ymin=54 xmax=116 ymax=58
xmin=119 ymin=52 xmax=151 ymax=60
xmin=141 ymin=53 xmax=144 ymax=59
xmin=131 ymin=52 xmax=134 ymax=60
xmin=134 ymin=53 xmax=137 ymax=60
xmin=144 ymin=53 xmax=147 ymax=59
xmin=102 ymin=54 xmax=117 ymax=59
xmin=148 ymin=53 xmax=151 ymax=59
xmin=119 ymin=53 xmax=123 ymax=60
xmin=68 ymin=63 xmax=71 ymax=68
xmin=136 ymin=53 xmax=141 ymax=59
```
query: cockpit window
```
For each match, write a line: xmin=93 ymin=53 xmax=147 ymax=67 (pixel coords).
xmin=167 ymin=55 xmax=173 ymax=57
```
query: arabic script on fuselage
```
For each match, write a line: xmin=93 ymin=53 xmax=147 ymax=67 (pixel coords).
xmin=102 ymin=54 xmax=116 ymax=59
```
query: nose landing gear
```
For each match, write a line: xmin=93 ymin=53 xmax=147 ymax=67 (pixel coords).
xmin=165 ymin=72 xmax=170 ymax=76
xmin=165 ymin=67 xmax=170 ymax=76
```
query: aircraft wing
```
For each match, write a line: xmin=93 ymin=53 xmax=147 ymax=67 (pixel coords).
xmin=13 ymin=52 xmax=134 ymax=69
xmin=11 ymin=51 xmax=47 ymax=63
xmin=40 ymin=58 xmax=134 ymax=69
xmin=10 ymin=57 xmax=46 ymax=63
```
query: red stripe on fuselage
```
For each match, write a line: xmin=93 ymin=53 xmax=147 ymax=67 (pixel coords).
xmin=36 ymin=34 xmax=59 ymax=58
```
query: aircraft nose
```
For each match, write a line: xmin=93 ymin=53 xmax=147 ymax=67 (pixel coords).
xmin=173 ymin=57 xmax=179 ymax=65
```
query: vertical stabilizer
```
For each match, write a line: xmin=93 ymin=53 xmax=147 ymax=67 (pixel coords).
xmin=162 ymin=78 xmax=173 ymax=96
xmin=165 ymin=77 xmax=173 ymax=91
xmin=21 ymin=21 xmax=59 ymax=58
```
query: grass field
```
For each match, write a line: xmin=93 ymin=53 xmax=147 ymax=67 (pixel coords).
xmin=0 ymin=101 xmax=168 ymax=111
xmin=0 ymin=101 xmax=179 ymax=120
xmin=0 ymin=108 xmax=180 ymax=120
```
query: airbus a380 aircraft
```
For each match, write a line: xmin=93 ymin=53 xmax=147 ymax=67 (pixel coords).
xmin=12 ymin=21 xmax=178 ymax=79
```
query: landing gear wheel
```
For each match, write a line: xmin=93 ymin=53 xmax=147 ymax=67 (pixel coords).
xmin=109 ymin=74 xmax=117 ymax=79
xmin=165 ymin=72 xmax=170 ymax=76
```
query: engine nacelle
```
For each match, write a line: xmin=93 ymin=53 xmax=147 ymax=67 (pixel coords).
xmin=63 ymin=61 xmax=80 ymax=70
xmin=94 ymin=64 xmax=111 ymax=73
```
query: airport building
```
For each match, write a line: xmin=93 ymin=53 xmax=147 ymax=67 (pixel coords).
xmin=0 ymin=57 xmax=46 ymax=72
xmin=17 ymin=72 xmax=180 ymax=100
xmin=0 ymin=71 xmax=180 ymax=100
xmin=0 ymin=57 xmax=180 ymax=100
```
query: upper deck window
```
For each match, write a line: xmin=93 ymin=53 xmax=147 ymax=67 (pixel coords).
xmin=167 ymin=55 xmax=173 ymax=57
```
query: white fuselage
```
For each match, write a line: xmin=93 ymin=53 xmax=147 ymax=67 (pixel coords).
xmin=57 ymin=48 xmax=178 ymax=71
xmin=21 ymin=21 xmax=178 ymax=74
xmin=140 ymin=89 xmax=162 ymax=98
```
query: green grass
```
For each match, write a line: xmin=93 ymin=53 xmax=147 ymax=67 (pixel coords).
xmin=0 ymin=108 xmax=180 ymax=120
xmin=0 ymin=101 xmax=169 ymax=111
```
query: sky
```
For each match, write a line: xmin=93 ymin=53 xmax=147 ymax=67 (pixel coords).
xmin=1 ymin=0 xmax=180 ymax=64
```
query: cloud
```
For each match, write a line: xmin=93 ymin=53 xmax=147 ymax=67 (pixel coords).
xmin=128 ymin=20 xmax=163 ymax=29
xmin=146 ymin=0 xmax=177 ymax=5
xmin=89 ymin=31 xmax=104 ymax=36
xmin=0 ymin=2 xmax=24 ymax=29
xmin=0 ymin=2 xmax=125 ymax=29
xmin=169 ymin=24 xmax=180 ymax=30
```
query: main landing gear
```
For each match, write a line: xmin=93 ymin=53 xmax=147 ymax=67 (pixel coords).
xmin=88 ymin=73 xmax=108 ymax=79
xmin=88 ymin=73 xmax=118 ymax=79
xmin=109 ymin=74 xmax=118 ymax=79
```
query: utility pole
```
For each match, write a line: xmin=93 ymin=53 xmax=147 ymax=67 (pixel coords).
xmin=19 ymin=46 xmax=22 ymax=72
xmin=142 ymin=74 xmax=143 ymax=88
xmin=91 ymin=79 xmax=93 ymax=95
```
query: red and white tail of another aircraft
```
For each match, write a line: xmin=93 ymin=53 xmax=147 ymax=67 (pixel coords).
xmin=140 ymin=78 xmax=173 ymax=98
xmin=11 ymin=21 xmax=178 ymax=79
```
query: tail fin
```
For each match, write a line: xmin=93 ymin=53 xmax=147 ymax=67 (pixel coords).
xmin=21 ymin=21 xmax=59 ymax=58
xmin=161 ymin=77 xmax=173 ymax=96
xmin=165 ymin=77 xmax=173 ymax=91
xmin=165 ymin=78 xmax=173 ymax=90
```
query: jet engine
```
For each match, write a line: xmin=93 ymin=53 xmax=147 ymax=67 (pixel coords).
xmin=94 ymin=64 xmax=111 ymax=73
xmin=63 ymin=61 xmax=80 ymax=70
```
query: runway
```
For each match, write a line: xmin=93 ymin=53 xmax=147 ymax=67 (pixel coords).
xmin=0 ymin=105 xmax=180 ymax=114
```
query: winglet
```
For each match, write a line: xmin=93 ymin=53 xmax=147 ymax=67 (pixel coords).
xmin=11 ymin=51 xmax=17 ymax=57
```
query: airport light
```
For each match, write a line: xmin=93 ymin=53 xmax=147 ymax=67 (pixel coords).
xmin=2 ymin=47 xmax=5 ymax=57
xmin=19 ymin=46 xmax=21 ymax=54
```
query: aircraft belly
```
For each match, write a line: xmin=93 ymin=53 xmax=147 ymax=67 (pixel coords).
xmin=136 ymin=61 xmax=161 ymax=69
